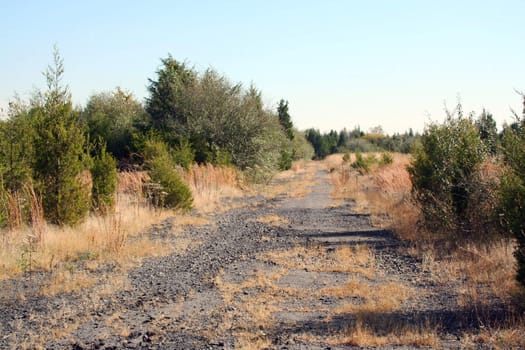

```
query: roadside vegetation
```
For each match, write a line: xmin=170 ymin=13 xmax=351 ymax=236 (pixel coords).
xmin=328 ymin=97 xmax=525 ymax=348
xmin=0 ymin=48 xmax=311 ymax=284
xmin=1 ymin=46 xmax=525 ymax=348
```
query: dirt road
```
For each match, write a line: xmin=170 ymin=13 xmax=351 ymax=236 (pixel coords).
xmin=0 ymin=162 xmax=505 ymax=349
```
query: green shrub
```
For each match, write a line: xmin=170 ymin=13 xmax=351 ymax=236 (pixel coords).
xmin=500 ymin=116 xmax=525 ymax=287
xmin=342 ymin=152 xmax=351 ymax=163
xmin=143 ymin=139 xmax=193 ymax=211
xmin=279 ymin=150 xmax=293 ymax=170
xmin=379 ymin=152 xmax=393 ymax=166
xmin=351 ymin=151 xmax=376 ymax=174
xmin=407 ymin=112 xmax=486 ymax=238
xmin=171 ymin=139 xmax=195 ymax=170
xmin=91 ymin=145 xmax=117 ymax=211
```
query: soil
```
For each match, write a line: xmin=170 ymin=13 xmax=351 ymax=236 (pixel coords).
xmin=0 ymin=164 xmax=514 ymax=349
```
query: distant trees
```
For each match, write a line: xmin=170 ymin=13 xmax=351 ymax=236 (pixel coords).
xmin=304 ymin=126 xmax=418 ymax=159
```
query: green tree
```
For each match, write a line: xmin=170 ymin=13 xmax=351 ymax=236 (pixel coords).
xmin=277 ymin=99 xmax=294 ymax=140
xmin=145 ymin=56 xmax=195 ymax=139
xmin=475 ymin=109 xmax=498 ymax=154
xmin=91 ymin=141 xmax=118 ymax=211
xmin=500 ymin=93 xmax=525 ymax=287
xmin=32 ymin=48 xmax=89 ymax=225
xmin=82 ymin=88 xmax=145 ymax=160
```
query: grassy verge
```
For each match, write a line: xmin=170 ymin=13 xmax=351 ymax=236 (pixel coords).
xmin=329 ymin=152 xmax=525 ymax=348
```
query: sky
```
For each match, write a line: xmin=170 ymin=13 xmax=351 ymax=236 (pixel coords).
xmin=1 ymin=0 xmax=524 ymax=134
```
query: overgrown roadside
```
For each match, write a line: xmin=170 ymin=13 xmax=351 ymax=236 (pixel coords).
xmin=0 ymin=159 xmax=522 ymax=349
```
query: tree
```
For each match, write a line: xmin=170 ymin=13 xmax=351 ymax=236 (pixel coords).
xmin=91 ymin=141 xmax=117 ymax=211
xmin=277 ymin=99 xmax=294 ymax=140
xmin=32 ymin=47 xmax=89 ymax=225
xmin=145 ymin=56 xmax=195 ymax=140
xmin=475 ymin=109 xmax=498 ymax=154
xmin=82 ymin=88 xmax=145 ymax=160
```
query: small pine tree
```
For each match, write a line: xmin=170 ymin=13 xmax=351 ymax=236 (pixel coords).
xmin=278 ymin=99 xmax=294 ymax=141
xmin=91 ymin=142 xmax=118 ymax=211
xmin=32 ymin=47 xmax=89 ymax=225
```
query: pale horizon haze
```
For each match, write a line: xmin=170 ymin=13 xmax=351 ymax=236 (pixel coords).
xmin=1 ymin=1 xmax=524 ymax=134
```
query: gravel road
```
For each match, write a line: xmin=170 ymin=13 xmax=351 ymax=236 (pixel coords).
xmin=0 ymin=164 xmax=512 ymax=349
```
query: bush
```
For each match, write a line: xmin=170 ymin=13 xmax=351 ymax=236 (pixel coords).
xmin=144 ymin=139 xmax=193 ymax=211
xmin=407 ymin=111 xmax=487 ymax=239
xmin=91 ymin=145 xmax=117 ymax=211
xmin=500 ymin=115 xmax=525 ymax=287
xmin=171 ymin=139 xmax=195 ymax=170
xmin=351 ymin=151 xmax=376 ymax=174
xmin=379 ymin=152 xmax=393 ymax=166
xmin=279 ymin=150 xmax=293 ymax=170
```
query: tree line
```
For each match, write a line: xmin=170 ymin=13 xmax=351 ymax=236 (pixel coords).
xmin=0 ymin=49 xmax=314 ymax=227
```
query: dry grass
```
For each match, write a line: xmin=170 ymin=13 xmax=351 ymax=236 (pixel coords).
xmin=179 ymin=163 xmax=245 ymax=213
xmin=0 ymin=163 xmax=228 ymax=287
xmin=261 ymin=161 xmax=319 ymax=199
xmin=252 ymin=214 xmax=289 ymax=227
xmin=260 ymin=244 xmax=374 ymax=277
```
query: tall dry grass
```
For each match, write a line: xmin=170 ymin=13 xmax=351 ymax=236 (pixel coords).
xmin=179 ymin=163 xmax=244 ymax=213
xmin=329 ymin=152 xmax=524 ymax=348
xmin=0 ymin=163 xmax=245 ymax=282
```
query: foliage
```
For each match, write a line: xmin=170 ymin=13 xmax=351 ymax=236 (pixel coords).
xmin=407 ymin=108 xmax=487 ymax=238
xmin=0 ymin=104 xmax=35 ymax=192
xmin=278 ymin=99 xmax=294 ymax=140
xmin=351 ymin=151 xmax=377 ymax=174
xmin=500 ymin=96 xmax=525 ymax=287
xmin=171 ymin=139 xmax=196 ymax=170
xmin=475 ymin=109 xmax=498 ymax=155
xmin=91 ymin=141 xmax=118 ymax=211
xmin=145 ymin=56 xmax=290 ymax=181
xmin=379 ymin=152 xmax=394 ymax=166
xmin=32 ymin=49 xmax=90 ymax=225
xmin=143 ymin=139 xmax=193 ymax=210
xmin=82 ymin=88 xmax=146 ymax=160
xmin=291 ymin=130 xmax=315 ymax=161
xmin=279 ymin=150 xmax=293 ymax=170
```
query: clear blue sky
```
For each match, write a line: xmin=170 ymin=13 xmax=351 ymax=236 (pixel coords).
xmin=1 ymin=0 xmax=524 ymax=134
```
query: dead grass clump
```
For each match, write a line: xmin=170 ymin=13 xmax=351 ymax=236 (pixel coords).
xmin=42 ymin=270 xmax=97 ymax=296
xmin=334 ymin=280 xmax=413 ymax=314
xmin=253 ymin=215 xmax=289 ymax=227
xmin=260 ymin=244 xmax=374 ymax=276
xmin=180 ymin=163 xmax=244 ymax=213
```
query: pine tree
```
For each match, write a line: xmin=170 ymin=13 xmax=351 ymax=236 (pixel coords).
xmin=32 ymin=47 xmax=89 ymax=225
xmin=278 ymin=99 xmax=294 ymax=140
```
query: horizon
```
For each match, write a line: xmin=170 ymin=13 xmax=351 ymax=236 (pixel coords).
xmin=1 ymin=1 xmax=524 ymax=134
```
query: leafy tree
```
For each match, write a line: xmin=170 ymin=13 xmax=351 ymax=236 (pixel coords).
xmin=82 ymin=88 xmax=145 ymax=160
xmin=407 ymin=107 xmax=486 ymax=237
xmin=32 ymin=48 xmax=89 ymax=225
xmin=145 ymin=56 xmax=290 ymax=181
